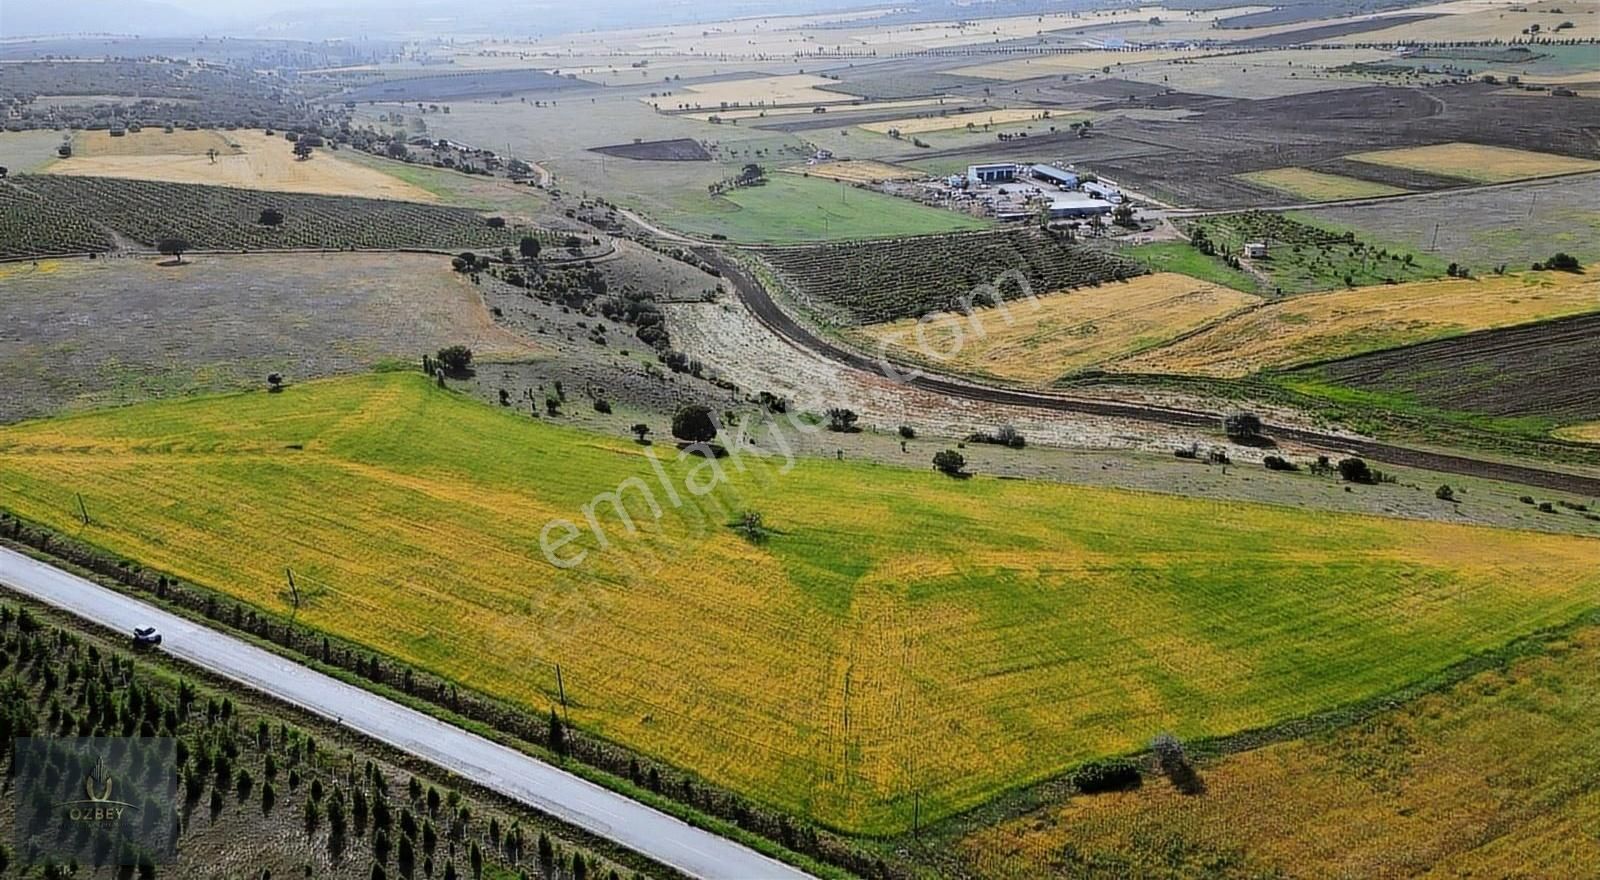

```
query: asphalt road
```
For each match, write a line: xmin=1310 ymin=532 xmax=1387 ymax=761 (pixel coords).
xmin=0 ymin=546 xmax=811 ymax=880
xmin=705 ymin=252 xmax=1600 ymax=498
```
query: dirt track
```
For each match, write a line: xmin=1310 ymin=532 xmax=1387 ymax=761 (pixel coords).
xmin=707 ymin=250 xmax=1600 ymax=497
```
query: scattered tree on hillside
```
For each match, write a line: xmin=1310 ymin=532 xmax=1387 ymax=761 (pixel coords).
xmin=435 ymin=345 xmax=473 ymax=374
xmin=293 ymin=140 xmax=313 ymax=161
xmin=1534 ymin=252 xmax=1581 ymax=272
xmin=630 ymin=423 xmax=651 ymax=444
xmin=519 ymin=235 xmax=542 ymax=261
xmin=1338 ymin=457 xmax=1375 ymax=484
xmin=1223 ymin=411 xmax=1264 ymax=442
xmin=671 ymin=404 xmax=717 ymax=444
xmin=932 ymin=449 xmax=966 ymax=477
xmin=157 ymin=237 xmax=191 ymax=263
xmin=825 ymin=408 xmax=860 ymax=433
xmin=258 ymin=207 xmax=284 ymax=226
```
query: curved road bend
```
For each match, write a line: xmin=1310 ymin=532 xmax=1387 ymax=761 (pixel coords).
xmin=708 ymin=255 xmax=1600 ymax=498
xmin=0 ymin=546 xmax=811 ymax=880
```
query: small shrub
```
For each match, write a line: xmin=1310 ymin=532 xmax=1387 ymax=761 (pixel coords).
xmin=1538 ymin=501 xmax=1556 ymax=513
xmin=1435 ymin=484 xmax=1456 ymax=502
xmin=898 ymin=425 xmax=916 ymax=440
xmin=1070 ymin=758 xmax=1141 ymax=794
xmin=435 ymin=345 xmax=473 ymax=374
xmin=1263 ymin=455 xmax=1298 ymax=471
xmin=1223 ymin=411 xmax=1263 ymax=442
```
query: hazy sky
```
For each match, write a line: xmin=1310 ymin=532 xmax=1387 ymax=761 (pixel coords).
xmin=1 ymin=0 xmax=864 ymax=38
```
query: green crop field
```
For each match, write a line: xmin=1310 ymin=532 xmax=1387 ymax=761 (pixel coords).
xmin=3 ymin=373 xmax=1599 ymax=834
xmin=666 ymin=174 xmax=988 ymax=243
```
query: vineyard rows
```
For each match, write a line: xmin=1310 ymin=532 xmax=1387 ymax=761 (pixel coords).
xmin=5 ymin=175 xmax=550 ymax=255
xmin=760 ymin=228 xmax=1144 ymax=325
xmin=0 ymin=183 xmax=114 ymax=259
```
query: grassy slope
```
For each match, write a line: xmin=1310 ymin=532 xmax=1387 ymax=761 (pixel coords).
xmin=667 ymin=174 xmax=988 ymax=243
xmin=959 ymin=624 xmax=1600 ymax=879
xmin=2 ymin=373 xmax=1598 ymax=834
xmin=1119 ymin=241 xmax=1262 ymax=294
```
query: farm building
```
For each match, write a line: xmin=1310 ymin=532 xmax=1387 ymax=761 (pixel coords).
xmin=1030 ymin=164 xmax=1079 ymax=188
xmin=1046 ymin=193 xmax=1114 ymax=219
xmin=968 ymin=163 xmax=1019 ymax=185
xmin=1243 ymin=241 xmax=1268 ymax=258
xmin=1082 ymin=181 xmax=1123 ymax=203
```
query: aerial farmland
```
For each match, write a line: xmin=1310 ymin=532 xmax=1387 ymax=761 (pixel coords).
xmin=1 ymin=0 xmax=1598 ymax=877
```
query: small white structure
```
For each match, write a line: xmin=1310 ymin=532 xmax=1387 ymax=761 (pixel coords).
xmin=967 ymin=163 xmax=1018 ymax=185
xmin=1081 ymin=181 xmax=1123 ymax=203
xmin=1243 ymin=241 xmax=1268 ymax=259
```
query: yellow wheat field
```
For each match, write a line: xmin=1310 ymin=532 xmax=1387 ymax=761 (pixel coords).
xmin=1346 ymin=143 xmax=1600 ymax=185
xmin=866 ymin=273 xmax=1261 ymax=383
xmin=1239 ymin=167 xmax=1409 ymax=201
xmin=2 ymin=374 xmax=1598 ymax=833
xmin=960 ymin=624 xmax=1600 ymax=878
xmin=48 ymin=130 xmax=438 ymax=201
xmin=1554 ymin=422 xmax=1600 ymax=444
xmin=860 ymin=106 xmax=1076 ymax=135
xmin=681 ymin=97 xmax=953 ymax=122
xmin=669 ymin=74 xmax=847 ymax=108
xmin=1115 ymin=266 xmax=1600 ymax=377
xmin=783 ymin=160 xmax=927 ymax=183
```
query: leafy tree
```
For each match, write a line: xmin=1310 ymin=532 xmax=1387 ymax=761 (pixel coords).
xmin=671 ymin=404 xmax=717 ymax=444
xmin=258 ymin=207 xmax=284 ymax=226
xmin=1223 ymin=411 xmax=1264 ymax=441
xmin=293 ymin=140 xmax=314 ymax=160
xmin=547 ymin=708 xmax=566 ymax=756
xmin=435 ymin=345 xmax=473 ymax=374
xmin=932 ymin=450 xmax=966 ymax=476
xmin=897 ymin=425 xmax=916 ymax=439
xmin=1436 ymin=484 xmax=1456 ymax=502
xmin=1338 ymin=457 xmax=1375 ymax=484
xmin=519 ymin=236 xmax=542 ymax=260
xmin=630 ymin=423 xmax=651 ymax=444
xmin=157 ymin=238 xmax=191 ymax=263
xmin=825 ymin=408 xmax=859 ymax=433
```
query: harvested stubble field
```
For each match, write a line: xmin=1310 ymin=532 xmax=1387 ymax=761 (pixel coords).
xmin=782 ymin=160 xmax=926 ymax=183
xmin=858 ymin=107 xmax=1077 ymax=135
xmin=4 ymin=373 xmax=1600 ymax=833
xmin=7 ymin=175 xmax=536 ymax=253
xmin=1293 ymin=310 xmax=1600 ymax=429
xmin=865 ymin=273 xmax=1261 ymax=384
xmin=959 ymin=623 xmax=1600 ymax=879
xmin=1346 ymin=143 xmax=1600 ymax=185
xmin=1237 ymin=167 xmax=1408 ymax=201
xmin=0 ymin=254 xmax=535 ymax=422
xmin=671 ymin=74 xmax=850 ymax=109
xmin=49 ymin=130 xmax=440 ymax=201
xmin=952 ymin=49 xmax=1209 ymax=82
xmin=761 ymin=228 xmax=1144 ymax=325
xmin=1113 ymin=265 xmax=1600 ymax=378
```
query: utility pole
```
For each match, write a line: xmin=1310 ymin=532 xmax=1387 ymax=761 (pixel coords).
xmin=1429 ymin=222 xmax=1440 ymax=252
xmin=555 ymin=663 xmax=569 ymax=722
xmin=75 ymin=493 xmax=90 ymax=525
xmin=286 ymin=568 xmax=301 ymax=614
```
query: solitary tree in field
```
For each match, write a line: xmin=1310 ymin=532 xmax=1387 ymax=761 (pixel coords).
xmin=157 ymin=237 xmax=191 ymax=264
xmin=630 ymin=423 xmax=651 ymax=444
xmin=519 ymin=235 xmax=542 ymax=261
xmin=932 ymin=449 xmax=966 ymax=477
xmin=671 ymin=404 xmax=718 ymax=444
xmin=293 ymin=140 xmax=313 ymax=161
xmin=435 ymin=345 xmax=473 ymax=374
xmin=1223 ymin=411 xmax=1264 ymax=442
